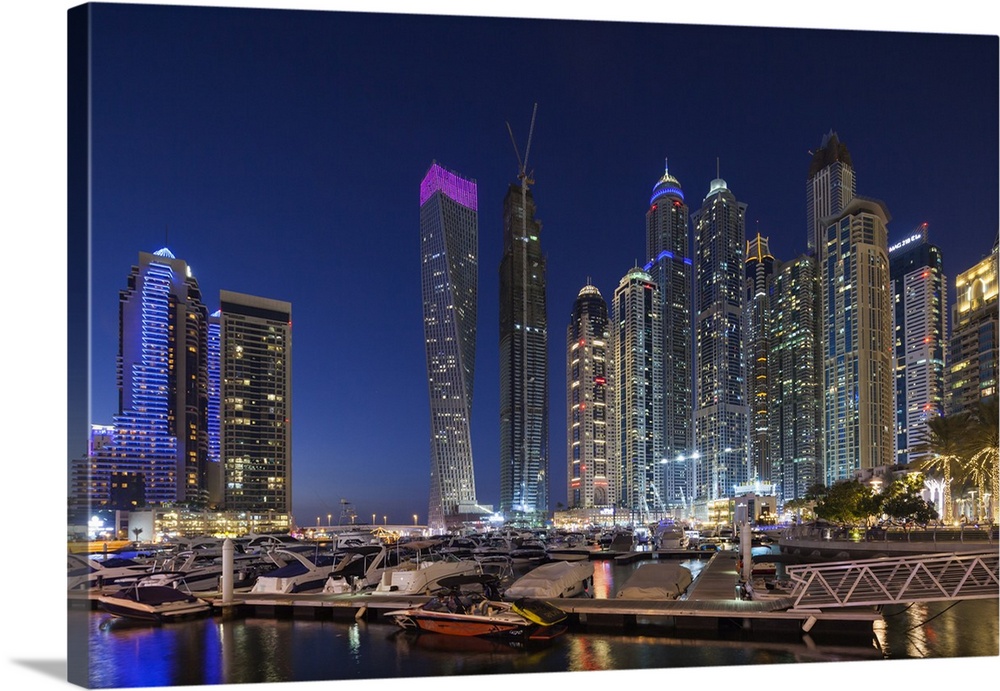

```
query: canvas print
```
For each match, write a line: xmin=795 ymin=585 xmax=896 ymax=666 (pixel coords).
xmin=65 ymin=2 xmax=998 ymax=689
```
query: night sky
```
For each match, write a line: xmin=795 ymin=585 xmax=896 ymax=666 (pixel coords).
xmin=78 ymin=4 xmax=998 ymax=530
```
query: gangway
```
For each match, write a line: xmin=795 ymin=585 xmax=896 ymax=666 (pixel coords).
xmin=784 ymin=550 xmax=999 ymax=610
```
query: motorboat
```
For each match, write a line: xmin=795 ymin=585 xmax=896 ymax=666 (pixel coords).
xmin=508 ymin=539 xmax=548 ymax=567
xmin=373 ymin=550 xmax=480 ymax=595
xmin=615 ymin=562 xmax=693 ymax=600
xmin=97 ymin=573 xmax=212 ymax=622
xmin=545 ymin=533 xmax=598 ymax=561
xmin=67 ymin=553 xmax=154 ymax=591
xmin=386 ymin=575 xmax=568 ymax=642
xmin=654 ymin=520 xmax=689 ymax=550
xmin=504 ymin=560 xmax=593 ymax=599
xmin=323 ymin=544 xmax=416 ymax=594
xmin=249 ymin=548 xmax=340 ymax=594
xmin=157 ymin=549 xmax=279 ymax=592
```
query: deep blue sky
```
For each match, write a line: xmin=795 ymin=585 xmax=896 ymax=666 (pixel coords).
xmin=82 ymin=3 xmax=998 ymax=529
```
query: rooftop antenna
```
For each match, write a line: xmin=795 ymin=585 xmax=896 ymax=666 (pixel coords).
xmin=716 ymin=157 xmax=720 ymax=179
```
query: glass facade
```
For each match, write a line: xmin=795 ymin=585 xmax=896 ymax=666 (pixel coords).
xmin=612 ymin=267 xmax=663 ymax=520
xmin=821 ymin=198 xmax=894 ymax=483
xmin=693 ymin=178 xmax=749 ymax=503
xmin=420 ymin=162 xmax=481 ymax=531
xmin=499 ymin=175 xmax=549 ymax=526
xmin=889 ymin=225 xmax=946 ymax=465
xmin=643 ymin=164 xmax=693 ymax=514
xmin=219 ymin=291 xmax=292 ymax=515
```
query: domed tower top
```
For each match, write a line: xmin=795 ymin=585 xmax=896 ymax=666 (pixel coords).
xmin=650 ymin=159 xmax=685 ymax=206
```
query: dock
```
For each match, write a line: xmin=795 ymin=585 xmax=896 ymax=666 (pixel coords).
xmin=71 ymin=550 xmax=878 ymax=639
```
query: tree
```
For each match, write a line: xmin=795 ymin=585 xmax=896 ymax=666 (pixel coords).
xmin=964 ymin=398 xmax=999 ymax=522
xmin=814 ymin=479 xmax=881 ymax=528
xmin=912 ymin=412 xmax=971 ymax=523
xmin=881 ymin=473 xmax=939 ymax=535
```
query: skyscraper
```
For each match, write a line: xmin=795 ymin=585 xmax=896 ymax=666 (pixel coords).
xmin=807 ymin=131 xmax=856 ymax=256
xmin=643 ymin=163 xmax=693 ymax=514
xmin=947 ymin=242 xmax=999 ymax=415
xmin=888 ymin=224 xmax=946 ymax=465
xmin=567 ymin=283 xmax=612 ymax=510
xmin=218 ymin=290 xmax=292 ymax=516
xmin=745 ymin=233 xmax=776 ymax=484
xmin=499 ymin=166 xmax=549 ymax=526
xmin=692 ymin=177 xmax=749 ymax=504
xmin=821 ymin=197 xmax=894 ymax=483
xmin=612 ymin=266 xmax=663 ymax=521
xmin=109 ymin=247 xmax=208 ymax=506
xmin=419 ymin=162 xmax=481 ymax=532
xmin=769 ymin=254 xmax=823 ymax=502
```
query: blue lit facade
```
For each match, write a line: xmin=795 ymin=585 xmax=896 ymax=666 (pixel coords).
xmin=420 ymin=163 xmax=482 ymax=531
xmin=206 ymin=311 xmax=223 ymax=506
xmin=107 ymin=248 xmax=208 ymax=506
xmin=644 ymin=163 xmax=693 ymax=515
xmin=889 ymin=224 xmax=946 ymax=466
xmin=693 ymin=178 xmax=749 ymax=504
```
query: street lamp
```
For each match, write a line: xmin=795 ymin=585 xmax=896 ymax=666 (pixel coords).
xmin=413 ymin=514 xmax=418 ymax=526
xmin=383 ymin=515 xmax=387 ymax=525
xmin=327 ymin=513 xmax=331 ymax=526
xmin=372 ymin=513 xmax=376 ymax=525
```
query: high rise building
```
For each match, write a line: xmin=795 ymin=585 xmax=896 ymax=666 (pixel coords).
xmin=947 ymin=242 xmax=999 ymax=415
xmin=745 ymin=233 xmax=776 ymax=484
xmin=768 ymin=254 xmax=823 ymax=502
xmin=692 ymin=177 xmax=749 ymax=504
xmin=643 ymin=162 xmax=694 ymax=514
xmin=419 ymin=162 xmax=482 ymax=532
xmin=566 ymin=283 xmax=612 ymax=510
xmin=612 ymin=266 xmax=663 ymax=521
xmin=888 ymin=224 xmax=946 ymax=465
xmin=107 ymin=247 xmax=208 ymax=506
xmin=218 ymin=290 xmax=292 ymax=516
xmin=206 ymin=313 xmax=223 ymax=506
xmin=820 ymin=198 xmax=894 ymax=483
xmin=499 ymin=168 xmax=549 ymax=526
xmin=807 ymin=131 xmax=856 ymax=256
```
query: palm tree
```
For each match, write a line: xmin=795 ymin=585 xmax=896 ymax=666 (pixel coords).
xmin=964 ymin=398 xmax=998 ymax=522
xmin=912 ymin=412 xmax=971 ymax=523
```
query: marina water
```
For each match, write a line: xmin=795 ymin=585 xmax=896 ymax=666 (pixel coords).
xmin=72 ymin=558 xmax=999 ymax=688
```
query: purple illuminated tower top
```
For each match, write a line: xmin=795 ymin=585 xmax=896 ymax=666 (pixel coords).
xmin=420 ymin=162 xmax=478 ymax=210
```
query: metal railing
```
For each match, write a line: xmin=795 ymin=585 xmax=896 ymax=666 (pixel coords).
xmin=784 ymin=550 xmax=999 ymax=609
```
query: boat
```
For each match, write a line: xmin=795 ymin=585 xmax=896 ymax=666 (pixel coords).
xmin=249 ymin=548 xmax=340 ymax=594
xmin=504 ymin=560 xmax=593 ymax=599
xmin=97 ymin=573 xmax=212 ymax=622
xmin=508 ymin=539 xmax=549 ymax=566
xmin=654 ymin=520 xmax=689 ymax=550
xmin=544 ymin=532 xmax=598 ymax=561
xmin=615 ymin=562 xmax=693 ymax=600
xmin=67 ymin=553 xmax=154 ymax=591
xmin=157 ymin=549 xmax=279 ymax=592
xmin=323 ymin=544 xmax=416 ymax=594
xmin=385 ymin=574 xmax=568 ymax=642
xmin=373 ymin=549 xmax=480 ymax=595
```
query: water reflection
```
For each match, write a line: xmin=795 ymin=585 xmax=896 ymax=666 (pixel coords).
xmin=74 ymin=574 xmax=998 ymax=688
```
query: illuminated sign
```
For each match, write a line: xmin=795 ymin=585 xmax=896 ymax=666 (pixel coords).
xmin=888 ymin=228 xmax=927 ymax=254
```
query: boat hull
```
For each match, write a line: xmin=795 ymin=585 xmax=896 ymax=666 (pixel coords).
xmin=97 ymin=588 xmax=211 ymax=622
